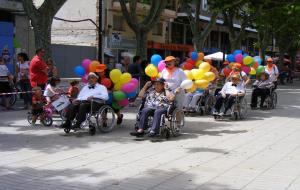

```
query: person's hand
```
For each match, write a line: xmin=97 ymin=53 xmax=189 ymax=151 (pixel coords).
xmin=221 ymin=92 xmax=226 ymax=98
xmin=145 ymin=81 xmax=152 ymax=88
xmin=231 ymin=93 xmax=237 ymax=97
xmin=175 ymin=87 xmax=181 ymax=94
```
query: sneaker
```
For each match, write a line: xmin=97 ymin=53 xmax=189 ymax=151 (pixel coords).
xmin=218 ymin=112 xmax=224 ymax=117
xmin=148 ymin=131 xmax=156 ymax=137
xmin=117 ymin=114 xmax=123 ymax=125
xmin=130 ymin=131 xmax=144 ymax=137
xmin=212 ymin=111 xmax=219 ymax=115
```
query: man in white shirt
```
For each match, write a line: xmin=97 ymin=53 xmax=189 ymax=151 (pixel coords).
xmin=213 ymin=74 xmax=245 ymax=116
xmin=61 ymin=72 xmax=108 ymax=129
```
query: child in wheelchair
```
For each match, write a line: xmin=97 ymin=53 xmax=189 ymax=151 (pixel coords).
xmin=130 ymin=78 xmax=175 ymax=137
xmin=251 ymin=72 xmax=274 ymax=109
xmin=213 ymin=74 xmax=245 ymax=117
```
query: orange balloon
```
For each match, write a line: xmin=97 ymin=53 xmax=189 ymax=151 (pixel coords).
xmin=89 ymin=60 xmax=100 ymax=72
xmin=198 ymin=52 xmax=204 ymax=61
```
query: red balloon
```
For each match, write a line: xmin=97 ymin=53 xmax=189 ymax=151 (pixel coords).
xmin=101 ymin=78 xmax=112 ymax=88
xmin=253 ymin=62 xmax=259 ymax=69
xmin=151 ymin=77 xmax=156 ymax=81
xmin=187 ymin=58 xmax=195 ymax=65
xmin=223 ymin=68 xmax=232 ymax=77
xmin=184 ymin=62 xmax=194 ymax=70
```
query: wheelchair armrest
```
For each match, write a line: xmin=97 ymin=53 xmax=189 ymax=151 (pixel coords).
xmin=91 ymin=98 xmax=106 ymax=104
xmin=167 ymin=103 xmax=176 ymax=116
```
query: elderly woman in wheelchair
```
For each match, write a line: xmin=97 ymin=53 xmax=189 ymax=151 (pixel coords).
xmin=251 ymin=72 xmax=275 ymax=110
xmin=61 ymin=72 xmax=114 ymax=135
xmin=130 ymin=78 xmax=177 ymax=138
xmin=213 ymin=74 xmax=246 ymax=118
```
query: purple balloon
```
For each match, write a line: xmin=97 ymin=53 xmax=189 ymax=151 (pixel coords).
xmin=82 ymin=59 xmax=91 ymax=69
xmin=158 ymin=60 xmax=166 ymax=72
xmin=235 ymin=54 xmax=243 ymax=64
xmin=121 ymin=83 xmax=135 ymax=93
xmin=130 ymin=78 xmax=139 ymax=88
xmin=242 ymin=66 xmax=251 ymax=74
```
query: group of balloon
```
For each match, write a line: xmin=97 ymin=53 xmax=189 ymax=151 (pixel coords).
xmin=74 ymin=59 xmax=138 ymax=110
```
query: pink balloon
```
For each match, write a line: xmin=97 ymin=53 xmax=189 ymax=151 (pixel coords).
xmin=121 ymin=83 xmax=135 ymax=93
xmin=158 ymin=60 xmax=166 ymax=72
xmin=82 ymin=59 xmax=91 ymax=69
xmin=242 ymin=66 xmax=251 ymax=74
xmin=235 ymin=54 xmax=243 ymax=64
xmin=118 ymin=99 xmax=129 ymax=107
xmin=130 ymin=78 xmax=139 ymax=88
xmin=81 ymin=74 xmax=88 ymax=83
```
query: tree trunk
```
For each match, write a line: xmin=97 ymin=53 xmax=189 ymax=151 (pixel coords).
xmin=135 ymin=30 xmax=148 ymax=60
xmin=194 ymin=35 xmax=205 ymax=52
xmin=230 ymin=37 xmax=241 ymax=52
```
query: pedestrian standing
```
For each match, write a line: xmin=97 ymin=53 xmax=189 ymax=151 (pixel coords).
xmin=29 ymin=48 xmax=48 ymax=89
xmin=46 ymin=58 xmax=58 ymax=78
xmin=0 ymin=57 xmax=13 ymax=110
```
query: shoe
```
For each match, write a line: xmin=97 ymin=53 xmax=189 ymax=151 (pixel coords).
xmin=71 ymin=123 xmax=81 ymax=129
xmin=60 ymin=122 xmax=71 ymax=129
xmin=212 ymin=111 xmax=219 ymax=115
xmin=117 ymin=114 xmax=123 ymax=125
xmin=148 ymin=131 xmax=156 ymax=137
xmin=130 ymin=131 xmax=144 ymax=137
xmin=218 ymin=112 xmax=224 ymax=117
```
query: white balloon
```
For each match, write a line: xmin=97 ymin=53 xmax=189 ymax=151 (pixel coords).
xmin=180 ymin=79 xmax=193 ymax=89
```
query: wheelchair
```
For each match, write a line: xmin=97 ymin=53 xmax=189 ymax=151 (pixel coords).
xmin=262 ymin=86 xmax=277 ymax=109
xmin=134 ymin=98 xmax=185 ymax=139
xmin=63 ymin=98 xmax=116 ymax=135
xmin=214 ymin=95 xmax=248 ymax=120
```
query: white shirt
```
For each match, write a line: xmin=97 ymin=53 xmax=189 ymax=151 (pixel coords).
xmin=77 ymin=83 xmax=108 ymax=101
xmin=264 ymin=65 xmax=279 ymax=82
xmin=44 ymin=84 xmax=58 ymax=97
xmin=161 ymin=68 xmax=187 ymax=91
xmin=0 ymin=64 xmax=10 ymax=82
xmin=221 ymin=82 xmax=245 ymax=95
xmin=17 ymin=61 xmax=30 ymax=80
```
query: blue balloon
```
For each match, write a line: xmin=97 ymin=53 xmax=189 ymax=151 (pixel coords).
xmin=151 ymin=54 xmax=162 ymax=67
xmin=190 ymin=51 xmax=198 ymax=61
xmin=106 ymin=93 xmax=113 ymax=104
xmin=74 ymin=66 xmax=85 ymax=77
xmin=126 ymin=91 xmax=137 ymax=99
xmin=233 ymin=50 xmax=243 ymax=56
xmin=196 ymin=88 xmax=204 ymax=94
xmin=253 ymin=56 xmax=262 ymax=65
xmin=226 ymin=54 xmax=235 ymax=63
xmin=243 ymin=53 xmax=249 ymax=58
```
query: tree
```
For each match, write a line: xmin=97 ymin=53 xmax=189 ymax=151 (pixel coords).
xmin=118 ymin=0 xmax=168 ymax=59
xmin=23 ymin=0 xmax=67 ymax=58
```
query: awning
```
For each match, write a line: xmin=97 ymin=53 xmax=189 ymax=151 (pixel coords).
xmin=204 ymin=52 xmax=227 ymax=61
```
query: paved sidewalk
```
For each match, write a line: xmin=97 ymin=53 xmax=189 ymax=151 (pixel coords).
xmin=0 ymin=82 xmax=300 ymax=190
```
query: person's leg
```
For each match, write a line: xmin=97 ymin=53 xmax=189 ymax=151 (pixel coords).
xmin=62 ymin=101 xmax=80 ymax=128
xmin=251 ymin=88 xmax=260 ymax=108
xmin=190 ymin=93 xmax=202 ymax=110
xmin=149 ymin=108 xmax=167 ymax=135
xmin=260 ymin=89 xmax=268 ymax=107
xmin=138 ymin=107 xmax=154 ymax=131
xmin=214 ymin=94 xmax=225 ymax=113
xmin=75 ymin=101 xmax=91 ymax=126
xmin=224 ymin=95 xmax=235 ymax=114
xmin=183 ymin=93 xmax=193 ymax=109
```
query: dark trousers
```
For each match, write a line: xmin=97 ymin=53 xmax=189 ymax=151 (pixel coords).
xmin=214 ymin=94 xmax=236 ymax=113
xmin=251 ymin=88 xmax=270 ymax=107
xmin=65 ymin=100 xmax=103 ymax=126
xmin=139 ymin=107 xmax=167 ymax=133
xmin=19 ymin=80 xmax=31 ymax=105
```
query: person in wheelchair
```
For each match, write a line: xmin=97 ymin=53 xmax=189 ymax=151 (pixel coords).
xmin=183 ymin=88 xmax=205 ymax=112
xmin=250 ymin=72 xmax=274 ymax=109
xmin=213 ymin=74 xmax=245 ymax=116
xmin=130 ymin=78 xmax=175 ymax=137
xmin=61 ymin=72 xmax=108 ymax=129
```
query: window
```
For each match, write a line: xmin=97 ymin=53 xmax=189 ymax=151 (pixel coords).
xmin=113 ymin=15 xmax=124 ymax=31
xmin=171 ymin=22 xmax=184 ymax=44
xmin=152 ymin=22 xmax=163 ymax=36
xmin=210 ymin=31 xmax=219 ymax=48
xmin=202 ymin=0 xmax=208 ymax=11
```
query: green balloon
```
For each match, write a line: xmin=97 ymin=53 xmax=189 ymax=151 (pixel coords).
xmin=256 ymin=66 xmax=265 ymax=75
xmin=113 ymin=91 xmax=126 ymax=101
xmin=112 ymin=102 xmax=122 ymax=110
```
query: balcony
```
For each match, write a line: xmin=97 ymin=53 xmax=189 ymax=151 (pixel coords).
xmin=0 ymin=0 xmax=23 ymax=11
xmin=111 ymin=0 xmax=177 ymax=19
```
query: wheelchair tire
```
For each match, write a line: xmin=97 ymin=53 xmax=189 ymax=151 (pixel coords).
xmin=27 ymin=113 xmax=33 ymax=124
xmin=41 ymin=116 xmax=53 ymax=127
xmin=64 ymin=128 xmax=70 ymax=133
xmin=205 ymin=95 xmax=215 ymax=115
xmin=89 ymin=125 xmax=96 ymax=136
xmin=170 ymin=108 xmax=185 ymax=137
xmin=238 ymin=98 xmax=248 ymax=119
xmin=9 ymin=94 xmax=17 ymax=107
xmin=272 ymin=92 xmax=277 ymax=109
xmin=96 ymin=105 xmax=116 ymax=133
xmin=59 ymin=109 xmax=68 ymax=121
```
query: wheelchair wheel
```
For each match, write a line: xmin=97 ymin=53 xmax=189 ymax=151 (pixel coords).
xmin=205 ymin=95 xmax=215 ymax=115
xmin=64 ymin=128 xmax=70 ymax=133
xmin=170 ymin=108 xmax=185 ymax=137
xmin=96 ymin=105 xmax=116 ymax=133
xmin=272 ymin=92 xmax=277 ymax=109
xmin=41 ymin=116 xmax=53 ymax=127
xmin=266 ymin=96 xmax=273 ymax=109
xmin=89 ymin=125 xmax=96 ymax=136
xmin=238 ymin=98 xmax=247 ymax=119
xmin=59 ymin=109 xmax=68 ymax=121
xmin=27 ymin=113 xmax=33 ymax=124
xmin=9 ymin=94 xmax=17 ymax=107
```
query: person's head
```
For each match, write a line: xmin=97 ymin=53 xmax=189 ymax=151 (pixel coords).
xmin=17 ymin=53 xmax=29 ymax=62
xmin=123 ymin=56 xmax=130 ymax=65
xmin=36 ymin=48 xmax=45 ymax=57
xmin=95 ymin=64 xmax=107 ymax=77
xmin=260 ymin=72 xmax=269 ymax=81
xmin=46 ymin=58 xmax=54 ymax=68
xmin=49 ymin=77 xmax=61 ymax=87
xmin=133 ymin=55 xmax=141 ymax=64
xmin=153 ymin=78 xmax=165 ymax=93
xmin=88 ymin=72 xmax=99 ymax=85
xmin=164 ymin=56 xmax=176 ymax=69
xmin=231 ymin=74 xmax=241 ymax=84
xmin=266 ymin=58 xmax=273 ymax=65
xmin=70 ymin=80 xmax=79 ymax=87
xmin=0 ymin=57 xmax=3 ymax=65
xmin=32 ymin=86 xmax=42 ymax=96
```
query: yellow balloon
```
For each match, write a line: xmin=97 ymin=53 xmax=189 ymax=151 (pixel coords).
xmin=195 ymin=60 xmax=202 ymax=67
xmin=110 ymin=69 xmax=122 ymax=84
xmin=187 ymin=84 xmax=196 ymax=93
xmin=203 ymin=72 xmax=216 ymax=82
xmin=192 ymin=69 xmax=205 ymax=80
xmin=145 ymin=64 xmax=158 ymax=77
xmin=195 ymin=79 xmax=209 ymax=89
xmin=184 ymin=70 xmax=194 ymax=80
xmin=199 ymin=62 xmax=211 ymax=73
xmin=114 ymin=82 xmax=122 ymax=91
xmin=249 ymin=67 xmax=256 ymax=75
xmin=120 ymin=73 xmax=132 ymax=84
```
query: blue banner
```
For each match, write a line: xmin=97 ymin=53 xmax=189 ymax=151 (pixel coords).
xmin=0 ymin=22 xmax=14 ymax=73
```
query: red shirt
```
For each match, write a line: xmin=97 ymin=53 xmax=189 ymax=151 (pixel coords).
xmin=32 ymin=95 xmax=46 ymax=110
xmin=30 ymin=55 xmax=48 ymax=87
